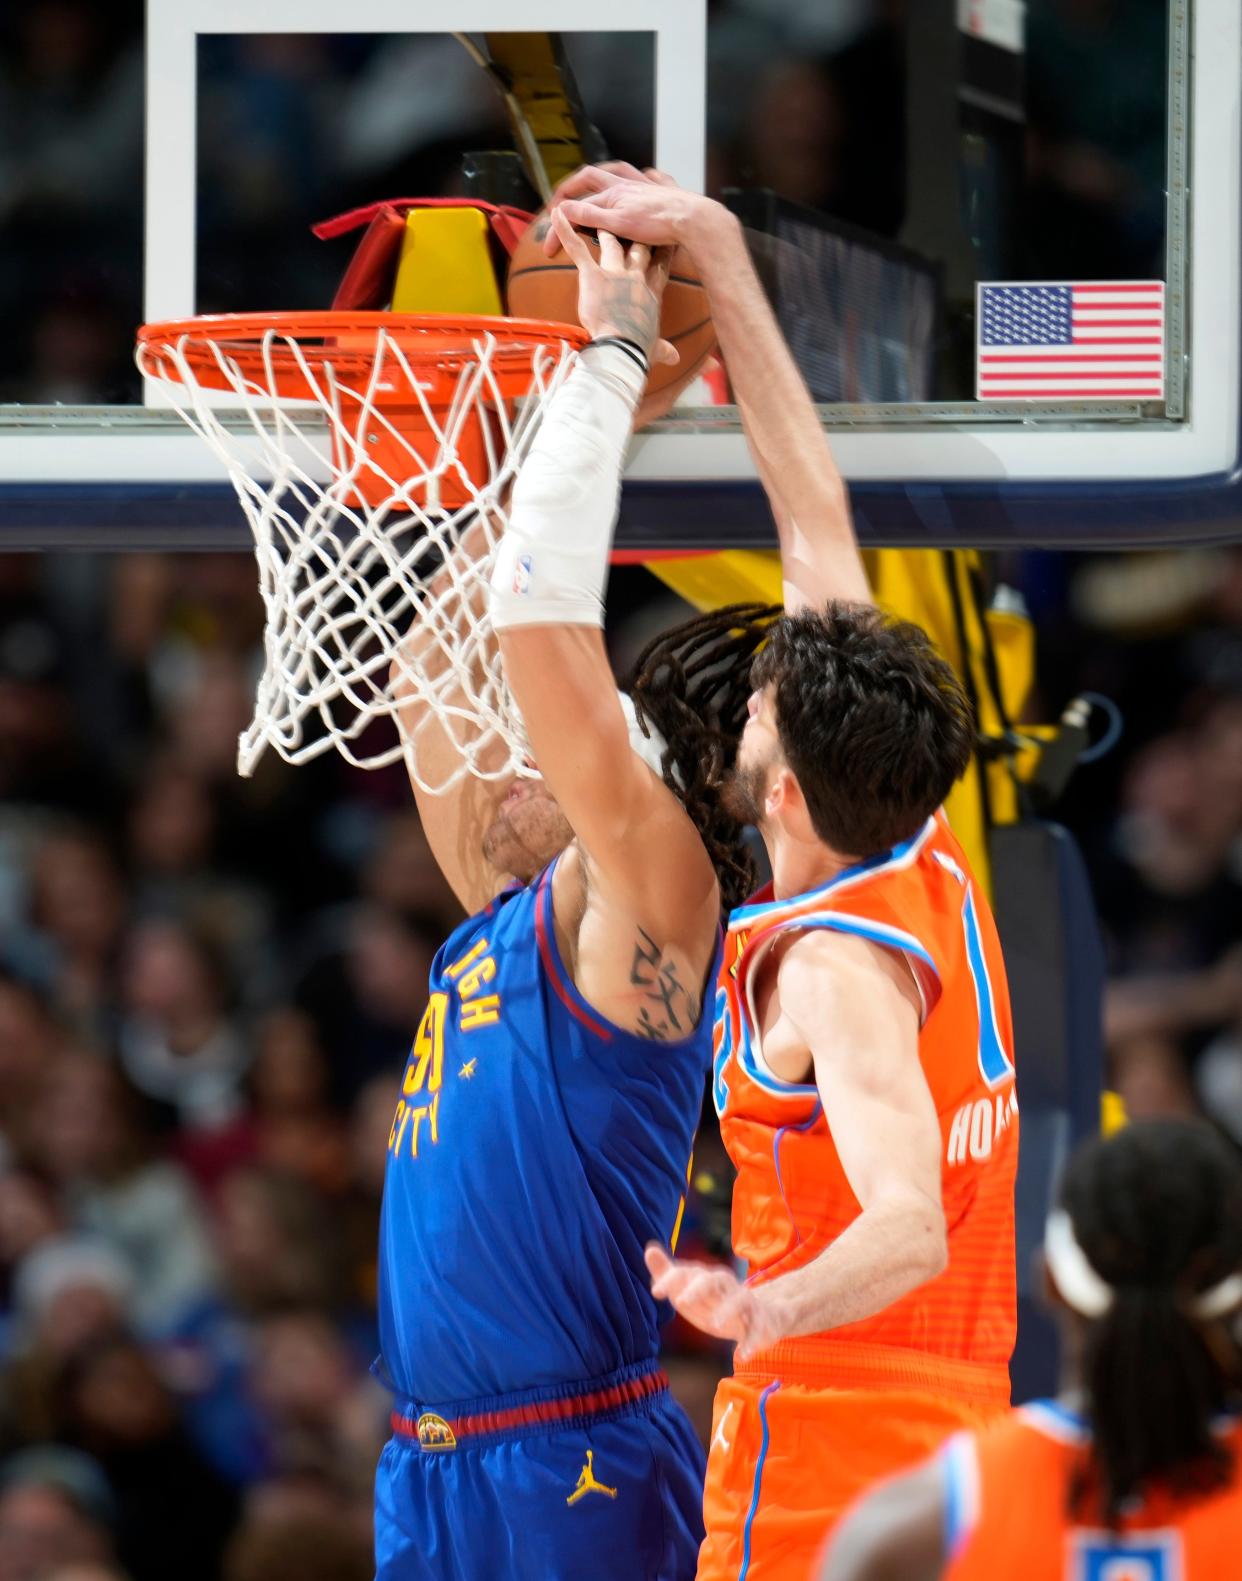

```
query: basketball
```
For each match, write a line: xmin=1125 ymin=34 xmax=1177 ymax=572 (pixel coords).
xmin=505 ymin=210 xmax=716 ymax=420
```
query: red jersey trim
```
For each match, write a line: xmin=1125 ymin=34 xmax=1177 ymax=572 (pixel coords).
xmin=390 ymin=1366 xmax=668 ymax=1445
xmin=534 ymin=864 xmax=613 ymax=1042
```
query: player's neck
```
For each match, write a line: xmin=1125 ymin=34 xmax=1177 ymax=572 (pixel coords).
xmin=762 ymin=828 xmax=857 ymax=901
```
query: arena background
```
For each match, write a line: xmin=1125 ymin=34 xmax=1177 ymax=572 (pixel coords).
xmin=3 ymin=4 xmax=1240 ymax=1579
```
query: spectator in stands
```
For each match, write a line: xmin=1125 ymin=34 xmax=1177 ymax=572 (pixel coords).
xmin=0 ymin=1446 xmax=119 ymax=1581
xmin=248 ymin=1308 xmax=382 ymax=1494
xmin=245 ymin=1010 xmax=350 ymax=1195
xmin=223 ymin=1507 xmax=372 ymax=1581
xmin=360 ymin=811 xmax=462 ymax=937
xmin=116 ymin=918 xmax=250 ymax=1135
xmin=18 ymin=829 xmax=126 ymax=1044
xmin=213 ymin=1165 xmax=344 ymax=1317
xmin=16 ymin=1052 xmax=218 ymax=1334
xmin=0 ymin=978 xmax=62 ymax=1143
xmin=53 ymin=1332 xmax=238 ymax=1581
xmin=293 ymin=901 xmax=440 ymax=1099
xmin=0 ymin=1171 xmax=63 ymax=1314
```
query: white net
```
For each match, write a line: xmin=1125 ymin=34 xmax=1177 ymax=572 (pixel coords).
xmin=136 ymin=317 xmax=580 ymax=794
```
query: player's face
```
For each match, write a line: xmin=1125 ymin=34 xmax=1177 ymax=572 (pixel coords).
xmin=481 ymin=773 xmax=574 ymax=881
xmin=723 ymin=685 xmax=782 ymax=827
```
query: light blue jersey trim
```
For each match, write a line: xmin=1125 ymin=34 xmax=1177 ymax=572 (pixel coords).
xmin=734 ymin=1017 xmax=820 ymax=1101
xmin=725 ymin=912 xmax=938 ymax=1103
xmin=738 ymin=1381 xmax=780 ymax=1581
xmin=940 ymin=1432 xmax=980 ymax=1561
xmin=960 ymin=886 xmax=1014 ymax=1089
xmin=781 ymin=914 xmax=937 ymax=972
xmin=730 ymin=819 xmax=936 ymax=928
xmin=1019 ymin=1399 xmax=1091 ymax=1445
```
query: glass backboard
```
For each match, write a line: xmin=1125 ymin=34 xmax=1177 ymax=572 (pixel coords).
xmin=0 ymin=0 xmax=1237 ymax=550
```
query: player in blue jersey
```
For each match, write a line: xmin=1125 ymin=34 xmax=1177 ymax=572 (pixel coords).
xmin=374 ymin=211 xmax=777 ymax=1581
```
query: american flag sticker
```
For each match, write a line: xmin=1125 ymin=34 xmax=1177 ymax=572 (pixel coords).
xmin=976 ymin=281 xmax=1165 ymax=401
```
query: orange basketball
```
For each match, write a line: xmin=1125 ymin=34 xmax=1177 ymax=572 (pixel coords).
xmin=506 ymin=211 xmax=715 ymax=422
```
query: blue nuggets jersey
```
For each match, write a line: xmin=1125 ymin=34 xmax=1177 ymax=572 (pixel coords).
xmin=377 ymin=856 xmax=718 ymax=1404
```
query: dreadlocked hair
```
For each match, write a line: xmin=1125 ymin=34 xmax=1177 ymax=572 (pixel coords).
xmin=624 ymin=601 xmax=782 ymax=915
xmin=1062 ymin=1119 xmax=1242 ymax=1526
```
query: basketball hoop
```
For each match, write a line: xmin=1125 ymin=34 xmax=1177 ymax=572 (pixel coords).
xmin=135 ymin=312 xmax=587 ymax=792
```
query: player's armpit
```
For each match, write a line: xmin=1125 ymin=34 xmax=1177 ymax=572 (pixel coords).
xmin=817 ymin=1458 xmax=949 ymax=1581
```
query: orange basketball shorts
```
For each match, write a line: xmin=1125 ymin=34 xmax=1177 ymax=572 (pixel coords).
xmin=695 ymin=1370 xmax=1004 ymax=1581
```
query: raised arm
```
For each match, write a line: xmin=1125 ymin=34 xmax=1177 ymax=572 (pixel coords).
xmin=550 ymin=167 xmax=871 ymax=611
xmin=489 ymin=211 xmax=717 ymax=938
xmin=389 ymin=513 xmax=515 ymax=915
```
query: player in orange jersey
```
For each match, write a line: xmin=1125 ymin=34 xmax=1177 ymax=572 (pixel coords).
xmin=821 ymin=1117 xmax=1242 ymax=1581
xmin=550 ymin=167 xmax=1019 ymax=1581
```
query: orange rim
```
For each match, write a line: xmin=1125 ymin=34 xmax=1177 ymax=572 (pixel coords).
xmin=136 ymin=311 xmax=588 ymax=401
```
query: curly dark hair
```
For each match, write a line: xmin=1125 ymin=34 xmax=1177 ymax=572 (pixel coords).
xmin=750 ymin=601 xmax=975 ymax=857
xmin=624 ymin=602 xmax=782 ymax=914
xmin=1061 ymin=1119 xmax=1242 ymax=1525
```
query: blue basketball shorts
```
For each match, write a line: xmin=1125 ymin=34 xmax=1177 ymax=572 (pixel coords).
xmin=373 ymin=1360 xmax=706 ymax=1581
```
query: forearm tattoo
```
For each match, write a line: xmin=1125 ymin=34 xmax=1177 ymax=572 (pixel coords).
xmin=598 ymin=276 xmax=660 ymax=353
xmin=631 ymin=928 xmax=699 ymax=1042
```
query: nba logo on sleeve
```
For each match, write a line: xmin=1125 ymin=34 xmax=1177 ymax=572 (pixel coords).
xmin=513 ymin=554 xmax=532 ymax=596
xmin=1071 ymin=1531 xmax=1180 ymax=1581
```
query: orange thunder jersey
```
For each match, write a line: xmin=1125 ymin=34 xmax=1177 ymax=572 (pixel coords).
xmin=712 ymin=812 xmax=1017 ymax=1401
xmin=942 ymin=1401 xmax=1242 ymax=1579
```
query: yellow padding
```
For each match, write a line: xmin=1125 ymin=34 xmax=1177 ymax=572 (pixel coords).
xmin=391 ymin=207 xmax=503 ymax=315
xmin=647 ymin=549 xmax=782 ymax=612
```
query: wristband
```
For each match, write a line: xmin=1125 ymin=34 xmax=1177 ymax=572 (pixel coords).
xmin=584 ymin=336 xmax=650 ymax=375
xmin=489 ymin=346 xmax=644 ymax=632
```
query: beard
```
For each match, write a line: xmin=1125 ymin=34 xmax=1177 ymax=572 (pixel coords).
xmin=721 ymin=756 xmax=769 ymax=828
xmin=481 ymin=785 xmax=574 ymax=881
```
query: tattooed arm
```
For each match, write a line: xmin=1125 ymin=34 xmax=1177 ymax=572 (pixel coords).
xmin=630 ymin=927 xmax=700 ymax=1042
xmin=496 ymin=212 xmax=720 ymax=1036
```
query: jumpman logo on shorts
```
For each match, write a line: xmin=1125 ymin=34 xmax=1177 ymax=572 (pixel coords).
xmin=566 ymin=1450 xmax=617 ymax=1505
xmin=711 ymin=1402 xmax=735 ymax=1455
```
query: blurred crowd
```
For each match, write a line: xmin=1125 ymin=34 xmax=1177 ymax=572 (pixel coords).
xmin=0 ymin=553 xmax=731 ymax=1581
xmin=1031 ymin=550 xmax=1242 ymax=1147
xmin=0 ymin=553 xmax=453 ymax=1581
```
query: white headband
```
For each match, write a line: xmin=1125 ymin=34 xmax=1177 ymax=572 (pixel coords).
xmin=619 ymin=691 xmax=674 ymax=783
xmin=1044 ymin=1209 xmax=1242 ymax=1323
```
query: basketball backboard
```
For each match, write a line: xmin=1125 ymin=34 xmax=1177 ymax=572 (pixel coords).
xmin=0 ymin=0 xmax=1238 ymax=550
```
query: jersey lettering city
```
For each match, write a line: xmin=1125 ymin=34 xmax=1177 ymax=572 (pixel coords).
xmin=376 ymin=857 xmax=717 ymax=1406
xmin=387 ymin=935 xmax=502 ymax=1165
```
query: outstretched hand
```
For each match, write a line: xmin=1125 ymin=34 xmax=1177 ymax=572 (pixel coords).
xmin=546 ymin=165 xmax=710 ymax=259
xmin=645 ymin=1243 xmax=780 ymax=1361
xmin=550 ymin=208 xmax=678 ymax=367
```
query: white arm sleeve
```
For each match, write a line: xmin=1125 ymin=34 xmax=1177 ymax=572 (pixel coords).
xmin=489 ymin=342 xmax=646 ymax=631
